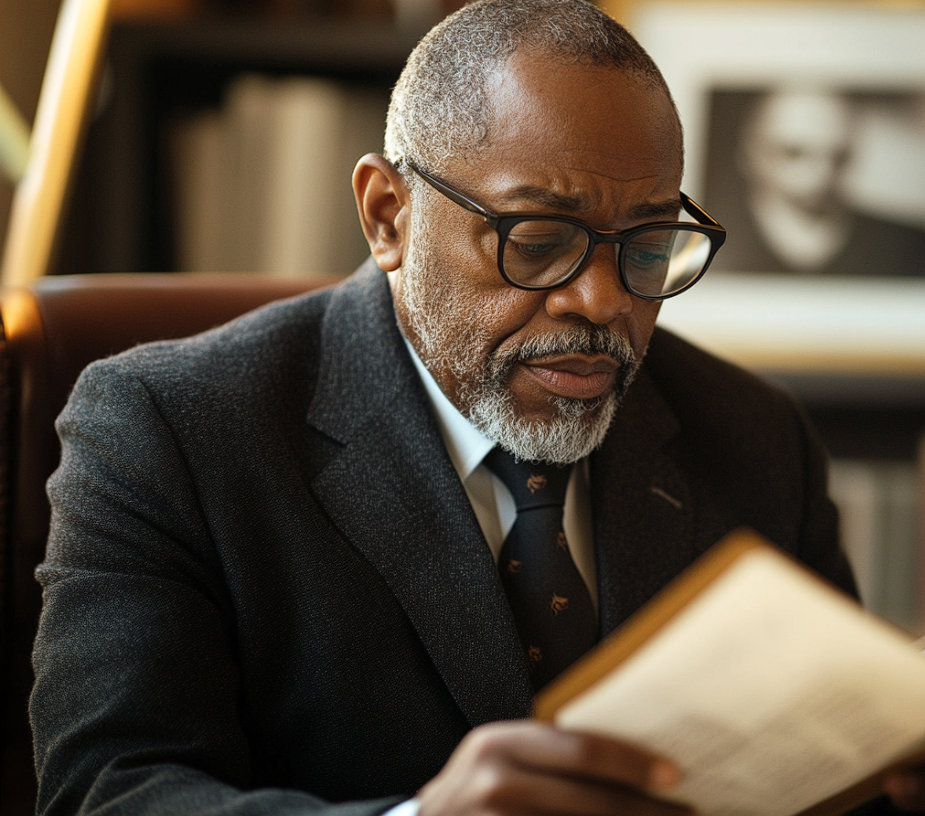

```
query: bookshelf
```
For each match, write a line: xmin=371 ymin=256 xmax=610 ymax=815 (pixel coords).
xmin=56 ymin=16 xmax=423 ymax=277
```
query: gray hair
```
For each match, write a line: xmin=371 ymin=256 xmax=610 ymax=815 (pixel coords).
xmin=384 ymin=0 xmax=680 ymax=173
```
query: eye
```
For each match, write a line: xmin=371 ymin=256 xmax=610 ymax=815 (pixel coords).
xmin=506 ymin=222 xmax=577 ymax=260
xmin=625 ymin=243 xmax=671 ymax=268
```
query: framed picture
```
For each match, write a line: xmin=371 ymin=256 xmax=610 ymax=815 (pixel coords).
xmin=632 ymin=1 xmax=925 ymax=278
xmin=627 ymin=2 xmax=925 ymax=375
xmin=703 ymin=86 xmax=925 ymax=277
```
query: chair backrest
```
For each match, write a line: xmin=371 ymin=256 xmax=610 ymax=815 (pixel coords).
xmin=0 ymin=272 xmax=325 ymax=815
xmin=1 ymin=0 xmax=111 ymax=287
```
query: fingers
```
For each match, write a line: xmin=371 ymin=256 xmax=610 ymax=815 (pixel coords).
xmin=417 ymin=721 xmax=692 ymax=816
xmin=472 ymin=763 xmax=690 ymax=816
xmin=884 ymin=768 xmax=925 ymax=812
xmin=484 ymin=722 xmax=680 ymax=791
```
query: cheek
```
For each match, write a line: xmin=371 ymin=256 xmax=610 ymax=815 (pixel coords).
xmin=419 ymin=209 xmax=499 ymax=297
xmin=404 ymin=200 xmax=553 ymax=353
xmin=447 ymin=227 xmax=502 ymax=293
xmin=476 ymin=290 xmax=547 ymax=351
xmin=427 ymin=224 xmax=542 ymax=340
xmin=626 ymin=300 xmax=662 ymax=358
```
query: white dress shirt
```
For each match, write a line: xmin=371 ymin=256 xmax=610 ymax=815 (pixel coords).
xmin=404 ymin=340 xmax=598 ymax=610
xmin=383 ymin=342 xmax=600 ymax=816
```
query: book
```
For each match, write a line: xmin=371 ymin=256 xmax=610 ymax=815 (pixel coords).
xmin=169 ymin=73 xmax=388 ymax=279
xmin=262 ymin=76 xmax=387 ymax=280
xmin=828 ymin=458 xmax=921 ymax=632
xmin=535 ymin=528 xmax=925 ymax=816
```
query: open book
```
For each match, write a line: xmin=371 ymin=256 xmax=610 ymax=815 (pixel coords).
xmin=535 ymin=529 xmax=925 ymax=816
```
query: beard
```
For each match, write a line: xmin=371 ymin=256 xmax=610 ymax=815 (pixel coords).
xmin=460 ymin=326 xmax=638 ymax=464
xmin=397 ymin=210 xmax=641 ymax=465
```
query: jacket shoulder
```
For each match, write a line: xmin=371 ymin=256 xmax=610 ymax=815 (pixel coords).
xmin=645 ymin=325 xmax=797 ymax=419
xmin=74 ymin=286 xmax=337 ymax=412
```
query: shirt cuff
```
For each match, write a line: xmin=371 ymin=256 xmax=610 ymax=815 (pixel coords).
xmin=381 ymin=799 xmax=420 ymax=816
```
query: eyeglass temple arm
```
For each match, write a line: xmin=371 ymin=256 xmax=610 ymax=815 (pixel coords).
xmin=406 ymin=158 xmax=723 ymax=239
xmin=404 ymin=159 xmax=495 ymax=221
xmin=681 ymin=192 xmax=723 ymax=230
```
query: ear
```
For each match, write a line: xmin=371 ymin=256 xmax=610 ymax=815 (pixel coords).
xmin=353 ymin=153 xmax=411 ymax=272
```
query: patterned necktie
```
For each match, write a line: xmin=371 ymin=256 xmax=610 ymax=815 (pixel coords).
xmin=484 ymin=447 xmax=598 ymax=690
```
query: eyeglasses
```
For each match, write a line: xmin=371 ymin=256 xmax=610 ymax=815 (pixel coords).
xmin=404 ymin=160 xmax=726 ymax=301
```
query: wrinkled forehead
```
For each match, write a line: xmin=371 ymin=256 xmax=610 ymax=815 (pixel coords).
xmin=477 ymin=51 xmax=683 ymax=177
xmin=440 ymin=51 xmax=683 ymax=221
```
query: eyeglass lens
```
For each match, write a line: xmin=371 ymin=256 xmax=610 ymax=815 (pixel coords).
xmin=502 ymin=223 xmax=715 ymax=297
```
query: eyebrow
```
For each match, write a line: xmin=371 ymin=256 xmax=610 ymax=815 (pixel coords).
xmin=627 ymin=199 xmax=683 ymax=221
xmin=499 ymin=186 xmax=590 ymax=211
xmin=497 ymin=185 xmax=682 ymax=223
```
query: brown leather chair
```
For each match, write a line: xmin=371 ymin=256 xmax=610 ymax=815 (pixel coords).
xmin=0 ymin=273 xmax=326 ymax=815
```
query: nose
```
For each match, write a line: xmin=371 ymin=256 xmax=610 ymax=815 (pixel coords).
xmin=543 ymin=243 xmax=635 ymax=325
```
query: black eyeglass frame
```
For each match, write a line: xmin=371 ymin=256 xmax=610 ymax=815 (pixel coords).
xmin=403 ymin=159 xmax=727 ymax=301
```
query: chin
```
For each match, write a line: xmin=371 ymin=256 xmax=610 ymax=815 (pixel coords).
xmin=469 ymin=389 xmax=619 ymax=465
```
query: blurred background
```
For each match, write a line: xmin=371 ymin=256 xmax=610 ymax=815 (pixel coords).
xmin=3 ymin=0 xmax=924 ymax=280
xmin=0 ymin=0 xmax=923 ymax=632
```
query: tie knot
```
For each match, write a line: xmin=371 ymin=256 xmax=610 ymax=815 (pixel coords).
xmin=483 ymin=447 xmax=572 ymax=511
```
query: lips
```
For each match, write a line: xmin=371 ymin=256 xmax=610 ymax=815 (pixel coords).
xmin=520 ymin=354 xmax=619 ymax=400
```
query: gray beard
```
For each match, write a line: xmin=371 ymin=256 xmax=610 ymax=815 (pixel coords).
xmin=399 ymin=226 xmax=640 ymax=465
xmin=460 ymin=326 xmax=636 ymax=465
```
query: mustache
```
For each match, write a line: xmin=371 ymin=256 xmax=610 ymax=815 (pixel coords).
xmin=489 ymin=324 xmax=636 ymax=377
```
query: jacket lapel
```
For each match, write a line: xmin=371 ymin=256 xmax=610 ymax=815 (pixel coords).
xmin=304 ymin=262 xmax=533 ymax=725
xmin=591 ymin=359 xmax=697 ymax=637
xmin=302 ymin=266 xmax=700 ymax=713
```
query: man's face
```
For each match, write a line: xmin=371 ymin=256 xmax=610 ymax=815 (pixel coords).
xmin=392 ymin=51 xmax=683 ymax=464
xmin=743 ymin=90 xmax=853 ymax=215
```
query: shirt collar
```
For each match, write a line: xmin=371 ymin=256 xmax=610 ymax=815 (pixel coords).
xmin=403 ymin=338 xmax=495 ymax=481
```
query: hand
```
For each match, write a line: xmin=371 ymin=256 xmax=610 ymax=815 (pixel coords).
xmin=416 ymin=720 xmax=693 ymax=816
xmin=884 ymin=766 xmax=925 ymax=812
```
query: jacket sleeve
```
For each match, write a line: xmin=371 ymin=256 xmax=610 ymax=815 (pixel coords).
xmin=32 ymin=358 xmax=403 ymax=816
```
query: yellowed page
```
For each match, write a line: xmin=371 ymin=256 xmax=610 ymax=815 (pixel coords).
xmin=553 ymin=547 xmax=925 ymax=816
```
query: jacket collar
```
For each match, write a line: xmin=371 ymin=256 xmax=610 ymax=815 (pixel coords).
xmin=591 ymin=342 xmax=696 ymax=637
xmin=306 ymin=260 xmax=534 ymax=725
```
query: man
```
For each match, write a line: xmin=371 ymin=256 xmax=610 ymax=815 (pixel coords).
xmin=29 ymin=1 xmax=925 ymax=815
xmin=714 ymin=86 xmax=925 ymax=276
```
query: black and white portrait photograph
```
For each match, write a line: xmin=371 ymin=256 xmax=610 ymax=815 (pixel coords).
xmin=704 ymin=86 xmax=925 ymax=276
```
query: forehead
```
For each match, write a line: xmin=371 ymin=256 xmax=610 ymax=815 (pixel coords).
xmin=453 ymin=49 xmax=683 ymax=223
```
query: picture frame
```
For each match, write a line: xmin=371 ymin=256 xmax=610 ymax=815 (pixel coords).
xmin=631 ymin=1 xmax=925 ymax=216
xmin=626 ymin=1 xmax=925 ymax=377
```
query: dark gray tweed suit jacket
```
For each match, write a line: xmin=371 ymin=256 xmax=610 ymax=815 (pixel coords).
xmin=31 ymin=259 xmax=854 ymax=816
